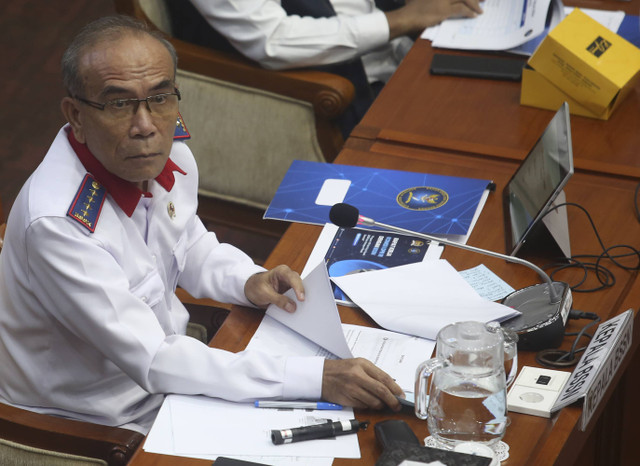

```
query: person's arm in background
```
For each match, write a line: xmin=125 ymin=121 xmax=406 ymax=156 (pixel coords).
xmin=189 ymin=0 xmax=481 ymax=70
xmin=386 ymin=0 xmax=482 ymax=39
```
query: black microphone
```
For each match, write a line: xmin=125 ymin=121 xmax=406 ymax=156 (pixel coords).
xmin=329 ymin=203 xmax=572 ymax=350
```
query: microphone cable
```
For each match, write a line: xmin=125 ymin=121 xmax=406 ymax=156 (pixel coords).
xmin=533 ymin=202 xmax=638 ymax=368
xmin=541 ymin=202 xmax=640 ymax=293
xmin=535 ymin=310 xmax=600 ymax=368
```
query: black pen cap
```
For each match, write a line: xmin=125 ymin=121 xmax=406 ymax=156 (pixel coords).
xmin=271 ymin=429 xmax=286 ymax=445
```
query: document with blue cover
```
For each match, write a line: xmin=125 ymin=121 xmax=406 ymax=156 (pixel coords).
xmin=264 ymin=160 xmax=493 ymax=237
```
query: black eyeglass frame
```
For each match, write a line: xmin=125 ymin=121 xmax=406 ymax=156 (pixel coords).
xmin=74 ymin=88 xmax=181 ymax=113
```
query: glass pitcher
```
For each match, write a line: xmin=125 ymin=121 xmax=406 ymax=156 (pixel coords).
xmin=415 ymin=321 xmax=510 ymax=450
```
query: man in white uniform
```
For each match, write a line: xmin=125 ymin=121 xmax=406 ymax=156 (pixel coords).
xmin=0 ymin=16 xmax=403 ymax=435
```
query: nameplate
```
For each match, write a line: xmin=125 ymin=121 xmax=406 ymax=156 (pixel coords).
xmin=551 ymin=309 xmax=633 ymax=430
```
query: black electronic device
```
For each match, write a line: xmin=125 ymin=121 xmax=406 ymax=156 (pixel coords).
xmin=374 ymin=420 xmax=420 ymax=451
xmin=430 ymin=53 xmax=526 ymax=81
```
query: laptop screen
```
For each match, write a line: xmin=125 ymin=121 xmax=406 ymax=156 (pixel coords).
xmin=503 ymin=102 xmax=574 ymax=256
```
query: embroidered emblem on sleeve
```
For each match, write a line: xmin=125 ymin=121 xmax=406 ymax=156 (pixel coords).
xmin=67 ymin=174 xmax=107 ymax=233
xmin=174 ymin=113 xmax=191 ymax=140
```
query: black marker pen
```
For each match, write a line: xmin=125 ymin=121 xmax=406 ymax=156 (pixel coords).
xmin=271 ymin=419 xmax=369 ymax=445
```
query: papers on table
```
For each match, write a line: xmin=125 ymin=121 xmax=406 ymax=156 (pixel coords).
xmin=331 ymin=260 xmax=520 ymax=341
xmin=422 ymin=0 xmax=629 ymax=56
xmin=254 ymin=262 xmax=436 ymax=395
xmin=424 ymin=0 xmax=554 ymax=51
xmin=144 ymin=395 xmax=341 ymax=465
xmin=301 ymin=223 xmax=445 ymax=306
xmin=460 ymin=264 xmax=516 ymax=301
xmin=564 ymin=7 xmax=624 ymax=32
xmin=145 ymin=263 xmax=435 ymax=463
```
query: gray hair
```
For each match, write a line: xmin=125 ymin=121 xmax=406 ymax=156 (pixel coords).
xmin=61 ymin=15 xmax=178 ymax=96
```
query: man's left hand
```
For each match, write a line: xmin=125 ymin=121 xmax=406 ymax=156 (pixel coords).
xmin=244 ymin=265 xmax=305 ymax=313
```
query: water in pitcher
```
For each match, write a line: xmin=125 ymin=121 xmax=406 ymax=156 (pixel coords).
xmin=428 ymin=371 xmax=507 ymax=449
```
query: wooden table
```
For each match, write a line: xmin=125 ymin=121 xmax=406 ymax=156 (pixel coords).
xmin=130 ymin=138 xmax=640 ymax=466
xmin=351 ymin=1 xmax=640 ymax=178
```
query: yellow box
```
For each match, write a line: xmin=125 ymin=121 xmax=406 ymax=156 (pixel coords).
xmin=524 ymin=8 xmax=640 ymax=119
xmin=520 ymin=66 xmax=611 ymax=119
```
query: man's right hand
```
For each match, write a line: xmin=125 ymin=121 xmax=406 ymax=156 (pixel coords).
xmin=321 ymin=358 xmax=405 ymax=411
xmin=386 ymin=0 xmax=483 ymax=39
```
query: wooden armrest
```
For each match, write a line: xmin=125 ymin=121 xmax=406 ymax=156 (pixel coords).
xmin=0 ymin=402 xmax=144 ymax=466
xmin=171 ymin=39 xmax=355 ymax=120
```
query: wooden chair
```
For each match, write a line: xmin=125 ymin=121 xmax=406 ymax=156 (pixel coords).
xmin=0 ymin=402 xmax=144 ymax=465
xmin=0 ymin=199 xmax=144 ymax=465
xmin=114 ymin=0 xmax=355 ymax=237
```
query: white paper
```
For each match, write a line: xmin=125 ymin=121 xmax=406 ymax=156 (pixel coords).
xmin=342 ymin=324 xmax=435 ymax=394
xmin=266 ymin=262 xmax=353 ymax=359
xmin=169 ymin=395 xmax=360 ymax=458
xmin=144 ymin=395 xmax=338 ymax=465
xmin=315 ymin=179 xmax=351 ymax=206
xmin=427 ymin=0 xmax=552 ymax=50
xmin=460 ymin=264 xmax=516 ymax=301
xmin=247 ymin=318 xmax=435 ymax=395
xmin=564 ymin=7 xmax=625 ymax=32
xmin=332 ymin=260 xmax=520 ymax=340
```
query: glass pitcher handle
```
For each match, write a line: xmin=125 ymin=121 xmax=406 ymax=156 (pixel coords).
xmin=486 ymin=321 xmax=519 ymax=387
xmin=414 ymin=358 xmax=446 ymax=420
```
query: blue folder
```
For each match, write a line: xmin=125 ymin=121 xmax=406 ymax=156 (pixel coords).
xmin=264 ymin=160 xmax=493 ymax=237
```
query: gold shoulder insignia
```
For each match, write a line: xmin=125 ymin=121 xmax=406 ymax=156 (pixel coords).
xmin=67 ymin=174 xmax=106 ymax=233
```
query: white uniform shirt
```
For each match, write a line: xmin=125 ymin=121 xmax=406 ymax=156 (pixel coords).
xmin=189 ymin=0 xmax=412 ymax=83
xmin=0 ymin=126 xmax=323 ymax=434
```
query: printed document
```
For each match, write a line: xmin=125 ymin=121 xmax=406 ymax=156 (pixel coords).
xmin=144 ymin=396 xmax=337 ymax=465
xmin=427 ymin=0 xmax=553 ymax=50
xmin=255 ymin=262 xmax=436 ymax=394
xmin=331 ymin=260 xmax=521 ymax=340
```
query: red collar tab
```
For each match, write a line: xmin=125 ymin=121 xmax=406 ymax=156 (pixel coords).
xmin=67 ymin=129 xmax=186 ymax=218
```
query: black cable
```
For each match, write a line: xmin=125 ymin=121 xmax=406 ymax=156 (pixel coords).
xmin=540 ymin=202 xmax=640 ymax=293
xmin=535 ymin=310 xmax=600 ymax=368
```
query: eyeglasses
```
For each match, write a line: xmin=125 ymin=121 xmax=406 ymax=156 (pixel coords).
xmin=74 ymin=88 xmax=181 ymax=118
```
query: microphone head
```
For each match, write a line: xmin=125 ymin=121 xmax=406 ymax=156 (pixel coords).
xmin=329 ymin=203 xmax=360 ymax=228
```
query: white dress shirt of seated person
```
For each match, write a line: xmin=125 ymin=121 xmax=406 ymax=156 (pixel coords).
xmin=188 ymin=0 xmax=483 ymax=82
xmin=0 ymin=15 xmax=404 ymax=434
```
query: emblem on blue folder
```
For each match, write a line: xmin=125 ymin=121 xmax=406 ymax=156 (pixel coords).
xmin=67 ymin=174 xmax=106 ymax=233
xmin=397 ymin=186 xmax=448 ymax=211
xmin=174 ymin=113 xmax=191 ymax=140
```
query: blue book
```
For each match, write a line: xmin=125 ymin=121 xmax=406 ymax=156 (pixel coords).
xmin=264 ymin=160 xmax=493 ymax=237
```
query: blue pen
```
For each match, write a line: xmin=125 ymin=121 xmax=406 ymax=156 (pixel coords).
xmin=254 ymin=401 xmax=343 ymax=410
